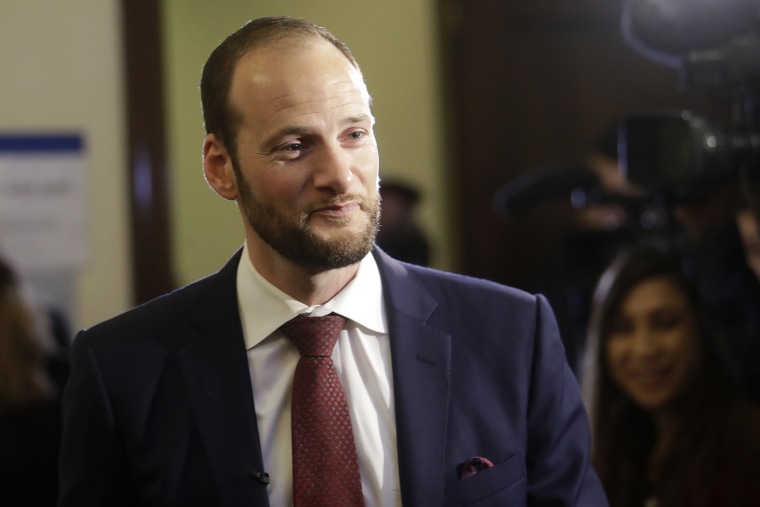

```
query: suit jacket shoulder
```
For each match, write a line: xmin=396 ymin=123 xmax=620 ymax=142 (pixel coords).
xmin=81 ymin=250 xmax=242 ymax=347
xmin=58 ymin=249 xmax=270 ymax=507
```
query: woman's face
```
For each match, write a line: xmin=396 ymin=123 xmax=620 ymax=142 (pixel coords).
xmin=605 ymin=276 xmax=703 ymax=412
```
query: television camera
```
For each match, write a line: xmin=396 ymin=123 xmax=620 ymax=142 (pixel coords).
xmin=619 ymin=0 xmax=760 ymax=202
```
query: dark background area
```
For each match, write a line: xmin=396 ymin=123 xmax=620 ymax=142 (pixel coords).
xmin=438 ymin=0 xmax=726 ymax=289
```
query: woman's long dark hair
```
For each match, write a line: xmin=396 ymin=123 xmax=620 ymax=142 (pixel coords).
xmin=583 ymin=239 xmax=760 ymax=507
xmin=0 ymin=256 xmax=54 ymax=412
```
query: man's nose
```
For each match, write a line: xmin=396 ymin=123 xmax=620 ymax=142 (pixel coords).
xmin=311 ymin=142 xmax=354 ymax=194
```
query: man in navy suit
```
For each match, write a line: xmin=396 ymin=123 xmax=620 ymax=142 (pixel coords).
xmin=58 ymin=16 xmax=608 ymax=506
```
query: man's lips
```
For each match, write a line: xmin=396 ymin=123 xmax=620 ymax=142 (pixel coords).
xmin=310 ymin=202 xmax=361 ymax=218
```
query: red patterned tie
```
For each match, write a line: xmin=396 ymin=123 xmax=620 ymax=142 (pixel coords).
xmin=281 ymin=314 xmax=365 ymax=507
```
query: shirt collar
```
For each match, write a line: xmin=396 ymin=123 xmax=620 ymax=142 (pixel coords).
xmin=236 ymin=243 xmax=386 ymax=350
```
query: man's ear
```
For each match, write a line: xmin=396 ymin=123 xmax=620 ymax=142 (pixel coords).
xmin=203 ymin=133 xmax=239 ymax=201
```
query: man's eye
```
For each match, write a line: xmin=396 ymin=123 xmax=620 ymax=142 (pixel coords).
xmin=349 ymin=131 xmax=365 ymax=140
xmin=283 ymin=143 xmax=302 ymax=152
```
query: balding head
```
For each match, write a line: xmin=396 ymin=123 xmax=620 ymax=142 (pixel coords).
xmin=200 ymin=16 xmax=360 ymax=162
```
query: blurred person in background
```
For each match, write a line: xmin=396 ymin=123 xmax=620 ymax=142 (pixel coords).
xmin=666 ymin=179 xmax=760 ymax=403
xmin=0 ymin=254 xmax=68 ymax=506
xmin=502 ymin=125 xmax=662 ymax=377
xmin=582 ymin=239 xmax=760 ymax=507
xmin=737 ymin=174 xmax=760 ymax=282
xmin=375 ymin=180 xmax=431 ymax=266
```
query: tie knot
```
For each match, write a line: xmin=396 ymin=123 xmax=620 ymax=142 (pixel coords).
xmin=281 ymin=314 xmax=346 ymax=357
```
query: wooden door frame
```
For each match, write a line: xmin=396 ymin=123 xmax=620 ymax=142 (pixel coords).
xmin=121 ymin=0 xmax=174 ymax=304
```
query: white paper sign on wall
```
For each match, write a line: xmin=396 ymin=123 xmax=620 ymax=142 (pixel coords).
xmin=0 ymin=134 xmax=88 ymax=273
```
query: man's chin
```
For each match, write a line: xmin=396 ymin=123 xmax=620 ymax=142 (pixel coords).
xmin=316 ymin=226 xmax=363 ymax=240
xmin=292 ymin=243 xmax=372 ymax=271
xmin=305 ymin=229 xmax=376 ymax=267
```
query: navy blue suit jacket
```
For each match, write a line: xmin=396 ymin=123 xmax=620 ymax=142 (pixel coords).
xmin=58 ymin=247 xmax=607 ymax=506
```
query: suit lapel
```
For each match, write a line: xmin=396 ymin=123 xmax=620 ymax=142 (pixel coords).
xmin=173 ymin=247 xmax=450 ymax=506
xmin=177 ymin=250 xmax=270 ymax=507
xmin=374 ymin=249 xmax=451 ymax=507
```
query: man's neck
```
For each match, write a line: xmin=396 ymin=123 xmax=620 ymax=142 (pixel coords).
xmin=246 ymin=241 xmax=361 ymax=306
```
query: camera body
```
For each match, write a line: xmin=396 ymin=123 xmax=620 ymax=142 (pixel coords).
xmin=618 ymin=0 xmax=760 ymax=200
xmin=619 ymin=110 xmax=760 ymax=201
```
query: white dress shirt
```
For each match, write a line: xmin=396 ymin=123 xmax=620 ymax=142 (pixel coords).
xmin=236 ymin=244 xmax=402 ymax=506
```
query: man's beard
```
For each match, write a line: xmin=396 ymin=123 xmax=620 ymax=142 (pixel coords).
xmin=234 ymin=166 xmax=380 ymax=271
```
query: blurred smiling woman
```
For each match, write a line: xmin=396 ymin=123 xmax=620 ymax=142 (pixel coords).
xmin=582 ymin=239 xmax=760 ymax=507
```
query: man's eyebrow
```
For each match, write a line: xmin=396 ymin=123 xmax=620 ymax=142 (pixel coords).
xmin=261 ymin=126 xmax=312 ymax=150
xmin=344 ymin=114 xmax=374 ymax=125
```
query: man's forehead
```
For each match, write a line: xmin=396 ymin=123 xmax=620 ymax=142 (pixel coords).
xmin=229 ymin=42 xmax=370 ymax=119
xmin=237 ymin=40 xmax=362 ymax=84
xmin=235 ymin=37 xmax=358 ymax=78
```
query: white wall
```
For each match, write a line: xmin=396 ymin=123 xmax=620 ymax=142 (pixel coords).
xmin=0 ymin=1 xmax=132 ymax=332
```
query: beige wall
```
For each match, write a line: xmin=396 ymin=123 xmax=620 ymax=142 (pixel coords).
xmin=0 ymin=1 xmax=452 ymax=332
xmin=0 ymin=1 xmax=132 ymax=331
xmin=163 ymin=0 xmax=454 ymax=285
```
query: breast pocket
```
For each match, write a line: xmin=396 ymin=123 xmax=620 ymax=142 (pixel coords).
xmin=457 ymin=453 xmax=526 ymax=506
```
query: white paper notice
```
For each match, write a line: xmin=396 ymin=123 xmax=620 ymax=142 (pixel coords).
xmin=0 ymin=134 xmax=88 ymax=272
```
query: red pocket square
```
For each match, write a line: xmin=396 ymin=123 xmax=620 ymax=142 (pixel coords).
xmin=458 ymin=456 xmax=494 ymax=479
